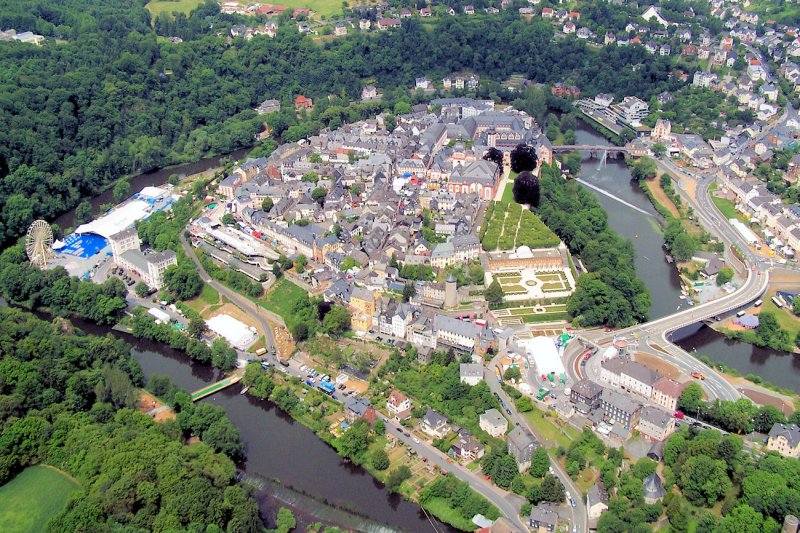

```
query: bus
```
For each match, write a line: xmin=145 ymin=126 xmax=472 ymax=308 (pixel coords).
xmin=255 ymin=347 xmax=267 ymax=356
xmin=771 ymin=296 xmax=784 ymax=308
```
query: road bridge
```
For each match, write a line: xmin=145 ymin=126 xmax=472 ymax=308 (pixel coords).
xmin=551 ymin=144 xmax=637 ymax=159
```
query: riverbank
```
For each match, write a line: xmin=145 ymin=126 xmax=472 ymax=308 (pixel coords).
xmin=240 ymin=363 xmax=497 ymax=532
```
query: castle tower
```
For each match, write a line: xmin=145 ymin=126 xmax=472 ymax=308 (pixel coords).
xmin=444 ymin=274 xmax=458 ymax=309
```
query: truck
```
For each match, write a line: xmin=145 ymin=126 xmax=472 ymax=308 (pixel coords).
xmin=537 ymin=387 xmax=550 ymax=401
xmin=319 ymin=381 xmax=336 ymax=395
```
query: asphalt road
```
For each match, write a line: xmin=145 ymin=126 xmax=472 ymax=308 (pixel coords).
xmin=261 ymin=354 xmax=530 ymax=532
xmin=180 ymin=233 xmax=276 ymax=352
xmin=485 ymin=354 xmax=588 ymax=533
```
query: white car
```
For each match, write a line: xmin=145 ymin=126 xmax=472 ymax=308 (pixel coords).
xmin=413 ymin=437 xmax=420 ymax=444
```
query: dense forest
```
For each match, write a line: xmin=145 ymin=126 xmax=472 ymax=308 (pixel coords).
xmin=0 ymin=307 xmax=262 ymax=531
xmin=0 ymin=0 xmax=685 ymax=248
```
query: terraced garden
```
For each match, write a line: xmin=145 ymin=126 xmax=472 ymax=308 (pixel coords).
xmin=480 ymin=201 xmax=560 ymax=251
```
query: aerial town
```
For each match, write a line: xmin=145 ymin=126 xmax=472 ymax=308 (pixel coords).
xmin=3 ymin=1 xmax=800 ymax=533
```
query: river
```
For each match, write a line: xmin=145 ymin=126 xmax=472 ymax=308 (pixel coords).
xmin=573 ymin=122 xmax=683 ymax=320
xmin=53 ymin=147 xmax=251 ymax=230
xmin=71 ymin=323 xmax=449 ymax=533
xmin=574 ymin=121 xmax=800 ymax=391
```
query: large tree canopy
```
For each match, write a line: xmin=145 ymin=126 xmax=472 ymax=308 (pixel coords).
xmin=513 ymin=170 xmax=540 ymax=207
xmin=510 ymin=144 xmax=539 ymax=173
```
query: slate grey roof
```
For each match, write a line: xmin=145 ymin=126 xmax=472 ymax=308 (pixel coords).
xmin=433 ymin=314 xmax=483 ymax=338
xmin=643 ymin=473 xmax=666 ymax=500
xmin=507 ymin=426 xmax=536 ymax=455
xmin=424 ymin=408 xmax=448 ymax=429
xmin=640 ymin=405 xmax=673 ymax=429
xmin=601 ymin=388 xmax=642 ymax=415
xmin=769 ymin=423 xmax=800 ymax=448
xmin=529 ymin=503 xmax=558 ymax=528
xmin=459 ymin=363 xmax=483 ymax=379
xmin=572 ymin=379 xmax=603 ymax=398
xmin=620 ymin=361 xmax=659 ymax=386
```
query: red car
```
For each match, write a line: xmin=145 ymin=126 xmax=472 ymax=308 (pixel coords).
xmin=583 ymin=350 xmax=592 ymax=361
xmin=674 ymin=411 xmax=685 ymax=419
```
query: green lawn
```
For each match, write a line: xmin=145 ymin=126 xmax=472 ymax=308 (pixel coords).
xmin=524 ymin=408 xmax=580 ymax=449
xmin=501 ymin=182 xmax=515 ymax=203
xmin=710 ymin=195 xmax=747 ymax=224
xmin=199 ymin=283 xmax=220 ymax=304
xmin=145 ymin=0 xmax=206 ymax=18
xmin=261 ymin=278 xmax=307 ymax=320
xmin=0 ymin=466 xmax=80 ymax=533
xmin=762 ymin=292 xmax=800 ymax=338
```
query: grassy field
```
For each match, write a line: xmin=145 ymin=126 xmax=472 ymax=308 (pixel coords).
xmin=711 ymin=195 xmax=747 ymax=224
xmin=422 ymin=497 xmax=481 ymax=532
xmin=0 ymin=466 xmax=80 ymax=533
xmin=261 ymin=278 xmax=307 ymax=320
xmin=501 ymin=182 xmax=514 ymax=203
xmin=762 ymin=292 xmax=800 ymax=338
xmin=145 ymin=0 xmax=206 ymax=19
xmin=524 ymin=408 xmax=580 ymax=449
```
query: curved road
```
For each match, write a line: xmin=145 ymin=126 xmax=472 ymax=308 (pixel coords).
xmin=485 ymin=355 xmax=588 ymax=533
xmin=261 ymin=353 xmax=530 ymax=532
xmin=180 ymin=233 xmax=276 ymax=352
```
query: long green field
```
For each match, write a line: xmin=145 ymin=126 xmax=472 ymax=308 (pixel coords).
xmin=0 ymin=466 xmax=80 ymax=533
xmin=711 ymin=195 xmax=747 ymax=224
xmin=145 ymin=0 xmax=206 ymax=19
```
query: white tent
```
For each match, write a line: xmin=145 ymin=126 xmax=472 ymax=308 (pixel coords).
xmin=207 ymin=314 xmax=257 ymax=350
xmin=518 ymin=337 xmax=564 ymax=376
xmin=75 ymin=200 xmax=152 ymax=239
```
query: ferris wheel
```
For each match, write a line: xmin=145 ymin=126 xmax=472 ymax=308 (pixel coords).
xmin=25 ymin=220 xmax=54 ymax=269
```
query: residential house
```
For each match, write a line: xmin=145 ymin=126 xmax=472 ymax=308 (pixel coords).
xmin=652 ymin=119 xmax=672 ymax=142
xmin=349 ymin=286 xmax=376 ymax=332
xmin=600 ymin=388 xmax=642 ymax=429
xmin=587 ymin=482 xmax=609 ymax=529
xmin=637 ymin=405 xmax=676 ymax=441
xmin=507 ymin=426 xmax=538 ymax=471
xmin=361 ymin=85 xmax=380 ymax=101
xmin=386 ymin=390 xmax=412 ymax=420
xmin=570 ymin=379 xmax=604 ymax=413
xmin=430 ymin=233 xmax=481 ymax=268
xmin=460 ymin=363 xmax=484 ymax=385
xmin=433 ymin=314 xmax=484 ymax=352
xmin=451 ymin=431 xmax=485 ymax=460
xmin=421 ymin=408 xmax=451 ymax=438
xmin=529 ymin=503 xmax=558 ymax=532
xmin=767 ymin=423 xmax=800 ymax=458
xmin=344 ymin=397 xmax=377 ymax=425
xmin=619 ymin=361 xmax=659 ymax=398
xmin=255 ymin=99 xmax=281 ymax=115
xmin=294 ymin=95 xmax=313 ymax=111
xmin=479 ymin=408 xmax=508 ymax=437
xmin=651 ymin=377 xmax=686 ymax=412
